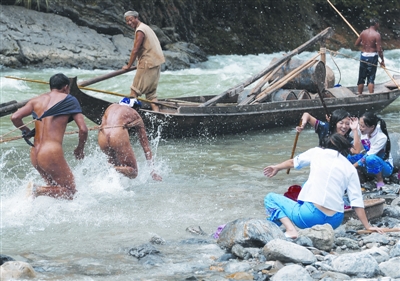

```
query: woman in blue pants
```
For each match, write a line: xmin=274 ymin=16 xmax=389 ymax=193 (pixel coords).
xmin=263 ymin=134 xmax=384 ymax=239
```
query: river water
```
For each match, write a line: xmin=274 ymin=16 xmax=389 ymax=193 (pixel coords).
xmin=1 ymin=49 xmax=400 ymax=280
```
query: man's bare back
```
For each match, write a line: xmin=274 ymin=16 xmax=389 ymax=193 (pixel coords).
xmin=354 ymin=19 xmax=385 ymax=94
xmin=355 ymin=27 xmax=383 ymax=54
xmin=11 ymin=73 xmax=88 ymax=200
xmin=98 ymin=102 xmax=162 ymax=181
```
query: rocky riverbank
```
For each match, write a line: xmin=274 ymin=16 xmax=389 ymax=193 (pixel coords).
xmin=0 ymin=5 xmax=207 ymax=70
xmin=1 ymin=194 xmax=400 ymax=280
xmin=1 ymin=0 xmax=399 ymax=70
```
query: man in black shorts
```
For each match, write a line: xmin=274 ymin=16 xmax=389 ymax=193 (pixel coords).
xmin=354 ymin=18 xmax=385 ymax=95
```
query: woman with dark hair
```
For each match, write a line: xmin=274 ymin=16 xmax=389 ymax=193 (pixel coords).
xmin=263 ymin=133 xmax=383 ymax=239
xmin=296 ymin=109 xmax=362 ymax=154
xmin=350 ymin=112 xmax=393 ymax=189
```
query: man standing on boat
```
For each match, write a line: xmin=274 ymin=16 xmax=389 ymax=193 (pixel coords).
xmin=355 ymin=18 xmax=385 ymax=95
xmin=122 ymin=10 xmax=165 ymax=112
xmin=98 ymin=98 xmax=162 ymax=181
xmin=11 ymin=73 xmax=88 ymax=200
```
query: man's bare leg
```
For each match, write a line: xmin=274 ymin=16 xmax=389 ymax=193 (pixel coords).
xmin=357 ymin=84 xmax=364 ymax=95
xmin=368 ymin=83 xmax=374 ymax=93
xmin=32 ymin=156 xmax=77 ymax=200
xmin=130 ymin=89 xmax=138 ymax=98
xmin=34 ymin=186 xmax=76 ymax=200
xmin=150 ymin=98 xmax=160 ymax=112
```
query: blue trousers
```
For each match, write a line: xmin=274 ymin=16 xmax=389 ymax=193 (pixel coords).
xmin=348 ymin=154 xmax=393 ymax=177
xmin=264 ymin=193 xmax=344 ymax=229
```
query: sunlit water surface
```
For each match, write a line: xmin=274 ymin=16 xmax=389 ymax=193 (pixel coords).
xmin=1 ymin=49 xmax=399 ymax=280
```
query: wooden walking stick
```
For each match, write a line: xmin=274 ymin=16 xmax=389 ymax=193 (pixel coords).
xmin=287 ymin=120 xmax=302 ymax=174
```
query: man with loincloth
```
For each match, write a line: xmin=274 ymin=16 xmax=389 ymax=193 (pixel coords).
xmin=122 ymin=10 xmax=165 ymax=112
xmin=98 ymin=98 xmax=162 ymax=181
xmin=355 ymin=18 xmax=385 ymax=95
xmin=11 ymin=73 xmax=88 ymax=200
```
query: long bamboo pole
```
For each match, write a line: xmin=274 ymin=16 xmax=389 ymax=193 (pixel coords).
xmin=3 ymin=76 xmax=178 ymax=109
xmin=0 ymin=67 xmax=138 ymax=117
xmin=327 ymin=0 xmax=400 ymax=90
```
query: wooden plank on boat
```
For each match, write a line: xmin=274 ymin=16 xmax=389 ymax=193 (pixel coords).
xmin=343 ymin=198 xmax=385 ymax=223
xmin=199 ymin=27 xmax=334 ymax=107
xmin=251 ymin=55 xmax=321 ymax=104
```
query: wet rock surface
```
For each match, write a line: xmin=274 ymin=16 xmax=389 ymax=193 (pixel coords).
xmin=0 ymin=5 xmax=207 ymax=70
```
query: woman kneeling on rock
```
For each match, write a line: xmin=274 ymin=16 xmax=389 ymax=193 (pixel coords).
xmin=263 ymin=133 xmax=384 ymax=239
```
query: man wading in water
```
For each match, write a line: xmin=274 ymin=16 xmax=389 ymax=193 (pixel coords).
xmin=11 ymin=73 xmax=88 ymax=200
xmin=98 ymin=98 xmax=162 ymax=181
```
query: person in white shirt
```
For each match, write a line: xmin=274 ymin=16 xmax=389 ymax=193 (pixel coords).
xmin=263 ymin=133 xmax=383 ymax=239
xmin=350 ymin=112 xmax=393 ymax=190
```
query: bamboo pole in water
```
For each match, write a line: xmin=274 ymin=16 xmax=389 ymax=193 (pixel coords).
xmin=327 ymin=0 xmax=400 ymax=90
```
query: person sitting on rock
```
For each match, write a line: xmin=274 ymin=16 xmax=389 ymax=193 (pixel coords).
xmin=263 ymin=133 xmax=384 ymax=239
xmin=349 ymin=111 xmax=393 ymax=190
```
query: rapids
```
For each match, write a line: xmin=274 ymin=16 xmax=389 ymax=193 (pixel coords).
xmin=1 ymin=49 xmax=399 ymax=280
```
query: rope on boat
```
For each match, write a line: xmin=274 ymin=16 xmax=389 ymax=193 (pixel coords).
xmin=328 ymin=50 xmax=342 ymax=86
xmin=0 ymin=123 xmax=138 ymax=144
xmin=326 ymin=49 xmax=400 ymax=74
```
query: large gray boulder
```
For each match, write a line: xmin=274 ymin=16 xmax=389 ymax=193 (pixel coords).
xmin=217 ymin=218 xmax=285 ymax=251
xmin=298 ymin=224 xmax=335 ymax=252
xmin=263 ymin=239 xmax=317 ymax=265
xmin=0 ymin=261 xmax=36 ymax=280
xmin=0 ymin=5 xmax=207 ymax=70
xmin=271 ymin=264 xmax=313 ymax=281
xmin=389 ymin=132 xmax=400 ymax=172
xmin=379 ymin=257 xmax=400 ymax=278
xmin=331 ymin=252 xmax=380 ymax=278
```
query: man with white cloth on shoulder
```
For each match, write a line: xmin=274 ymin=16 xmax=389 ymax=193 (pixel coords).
xmin=263 ymin=133 xmax=384 ymax=239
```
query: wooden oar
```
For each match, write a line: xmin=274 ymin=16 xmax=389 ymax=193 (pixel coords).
xmin=0 ymin=67 xmax=138 ymax=116
xmin=357 ymin=228 xmax=400 ymax=234
xmin=77 ymin=66 xmax=136 ymax=87
xmin=287 ymin=120 xmax=302 ymax=174
xmin=327 ymin=0 xmax=400 ymax=90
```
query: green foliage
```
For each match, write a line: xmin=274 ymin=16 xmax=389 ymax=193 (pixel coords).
xmin=14 ymin=0 xmax=49 ymax=11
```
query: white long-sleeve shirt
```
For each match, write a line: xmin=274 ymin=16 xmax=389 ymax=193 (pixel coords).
xmin=360 ymin=125 xmax=393 ymax=166
xmin=294 ymin=147 xmax=364 ymax=213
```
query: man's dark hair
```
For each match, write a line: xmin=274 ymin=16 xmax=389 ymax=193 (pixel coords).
xmin=49 ymin=73 xmax=70 ymax=90
xmin=323 ymin=133 xmax=352 ymax=157
xmin=370 ymin=18 xmax=379 ymax=26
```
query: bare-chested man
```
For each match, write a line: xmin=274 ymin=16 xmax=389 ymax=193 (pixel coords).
xmin=11 ymin=73 xmax=88 ymax=200
xmin=98 ymin=98 xmax=162 ymax=181
xmin=355 ymin=18 xmax=385 ymax=95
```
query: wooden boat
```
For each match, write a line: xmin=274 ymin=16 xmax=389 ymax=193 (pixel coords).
xmin=67 ymin=27 xmax=400 ymax=138
xmin=343 ymin=198 xmax=385 ymax=223
xmin=69 ymin=77 xmax=400 ymax=139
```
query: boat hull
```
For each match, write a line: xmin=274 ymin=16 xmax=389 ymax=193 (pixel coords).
xmin=139 ymin=90 xmax=400 ymax=138
xmin=69 ymin=77 xmax=400 ymax=139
